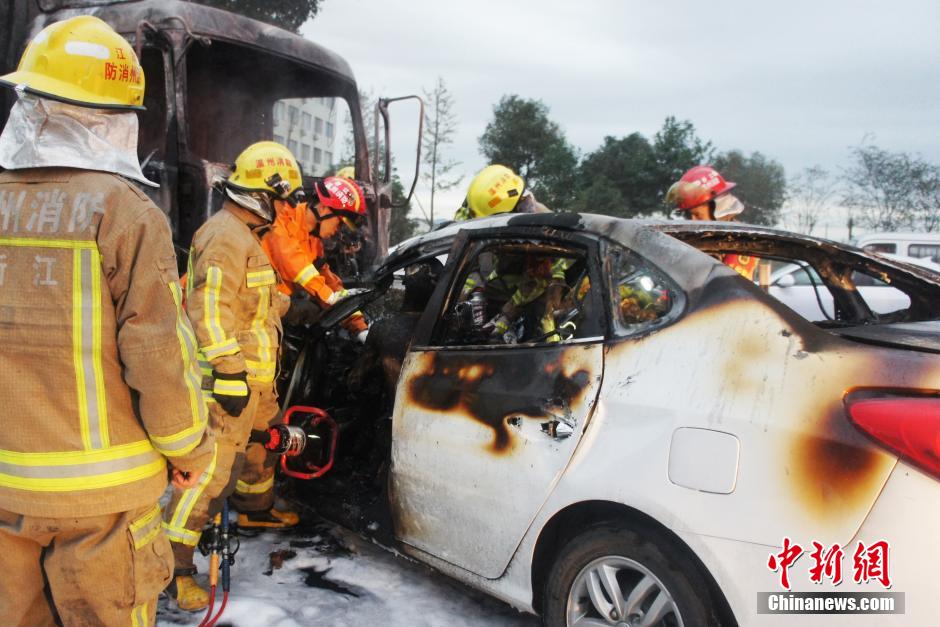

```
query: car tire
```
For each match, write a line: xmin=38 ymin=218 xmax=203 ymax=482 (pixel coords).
xmin=542 ymin=523 xmax=718 ymax=627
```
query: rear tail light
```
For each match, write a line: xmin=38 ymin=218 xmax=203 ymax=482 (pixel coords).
xmin=845 ymin=391 xmax=940 ymax=481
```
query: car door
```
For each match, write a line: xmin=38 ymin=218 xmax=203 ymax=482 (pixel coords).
xmin=389 ymin=228 xmax=606 ymax=578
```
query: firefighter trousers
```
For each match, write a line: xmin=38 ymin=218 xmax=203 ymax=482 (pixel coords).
xmin=0 ymin=502 xmax=171 ymax=627
xmin=162 ymin=384 xmax=280 ymax=571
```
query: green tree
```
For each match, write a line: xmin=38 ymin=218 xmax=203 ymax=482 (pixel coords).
xmin=478 ymin=95 xmax=578 ymax=210
xmin=389 ymin=175 xmax=419 ymax=245
xmin=712 ymin=150 xmax=787 ymax=226
xmin=578 ymin=133 xmax=656 ymax=217
xmin=420 ymin=77 xmax=463 ymax=229
xmin=576 ymin=117 xmax=711 ymax=218
xmin=569 ymin=175 xmax=625 ymax=217
xmin=652 ymin=116 xmax=713 ymax=208
xmin=190 ymin=0 xmax=322 ymax=32
xmin=842 ymin=142 xmax=940 ymax=232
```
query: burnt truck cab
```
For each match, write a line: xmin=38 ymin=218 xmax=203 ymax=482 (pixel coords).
xmin=2 ymin=0 xmax=408 ymax=270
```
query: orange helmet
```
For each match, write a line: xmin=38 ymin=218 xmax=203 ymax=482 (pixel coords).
xmin=666 ymin=166 xmax=736 ymax=211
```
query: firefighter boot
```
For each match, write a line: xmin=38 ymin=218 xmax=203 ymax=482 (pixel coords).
xmin=237 ymin=507 xmax=300 ymax=529
xmin=166 ymin=575 xmax=210 ymax=612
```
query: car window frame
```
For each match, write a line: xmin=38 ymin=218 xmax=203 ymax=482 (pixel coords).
xmin=409 ymin=227 xmax=607 ymax=351
xmin=599 ymin=238 xmax=687 ymax=341
xmin=656 ymin=224 xmax=940 ymax=325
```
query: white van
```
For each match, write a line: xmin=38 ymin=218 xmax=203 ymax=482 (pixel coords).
xmin=853 ymin=232 xmax=940 ymax=263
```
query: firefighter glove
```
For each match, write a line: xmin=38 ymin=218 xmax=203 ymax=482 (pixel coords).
xmin=325 ymin=289 xmax=348 ymax=306
xmin=212 ymin=370 xmax=250 ymax=417
xmin=483 ymin=314 xmax=511 ymax=337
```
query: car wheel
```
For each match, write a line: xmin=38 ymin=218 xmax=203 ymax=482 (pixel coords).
xmin=542 ymin=523 xmax=716 ymax=627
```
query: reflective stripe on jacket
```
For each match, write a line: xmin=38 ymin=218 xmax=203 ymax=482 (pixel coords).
xmin=186 ymin=201 xmax=288 ymax=384
xmin=0 ymin=168 xmax=212 ymax=518
xmin=261 ymin=201 xmax=337 ymax=303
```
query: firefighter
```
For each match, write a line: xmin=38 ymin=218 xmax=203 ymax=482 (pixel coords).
xmin=0 ymin=16 xmax=213 ymax=626
xmin=481 ymin=253 xmax=577 ymax=343
xmin=455 ymin=165 xmax=572 ymax=342
xmin=162 ymin=141 xmax=300 ymax=611
xmin=334 ymin=165 xmax=356 ymax=179
xmin=454 ymin=164 xmax=549 ymax=221
xmin=262 ymin=175 xmax=370 ymax=342
xmin=666 ymin=165 xmax=758 ymax=279
xmin=456 ymin=163 xmax=550 ymax=303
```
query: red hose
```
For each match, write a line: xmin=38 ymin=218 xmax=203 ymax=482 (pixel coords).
xmin=197 ymin=585 xmax=216 ymax=627
xmin=205 ymin=590 xmax=229 ymax=627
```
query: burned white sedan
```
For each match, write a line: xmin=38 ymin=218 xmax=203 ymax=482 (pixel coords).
xmin=280 ymin=213 xmax=940 ymax=626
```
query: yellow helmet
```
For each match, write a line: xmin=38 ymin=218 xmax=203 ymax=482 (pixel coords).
xmin=225 ymin=141 xmax=303 ymax=221
xmin=335 ymin=166 xmax=355 ymax=179
xmin=0 ymin=16 xmax=145 ymax=110
xmin=464 ymin=165 xmax=525 ymax=218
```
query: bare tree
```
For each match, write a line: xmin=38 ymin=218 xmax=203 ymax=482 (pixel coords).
xmin=420 ymin=77 xmax=462 ymax=228
xmin=842 ymin=141 xmax=940 ymax=232
xmin=787 ymin=166 xmax=837 ymax=235
xmin=913 ymin=166 xmax=940 ymax=232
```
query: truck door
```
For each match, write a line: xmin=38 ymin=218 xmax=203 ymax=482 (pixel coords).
xmin=136 ymin=44 xmax=178 ymax=232
xmin=389 ymin=229 xmax=605 ymax=578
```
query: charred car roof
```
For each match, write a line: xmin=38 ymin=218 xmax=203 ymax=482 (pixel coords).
xmin=386 ymin=212 xmax=940 ymax=279
xmin=381 ymin=214 xmax=940 ymax=314
xmin=32 ymin=0 xmax=355 ymax=83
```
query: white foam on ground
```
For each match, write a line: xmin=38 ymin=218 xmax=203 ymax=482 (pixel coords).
xmin=156 ymin=520 xmax=537 ymax=626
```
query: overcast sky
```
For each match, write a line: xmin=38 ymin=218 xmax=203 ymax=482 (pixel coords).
xmin=304 ymin=0 xmax=940 ymax=226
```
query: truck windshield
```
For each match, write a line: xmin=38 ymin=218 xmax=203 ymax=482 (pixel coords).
xmin=184 ymin=39 xmax=359 ymax=169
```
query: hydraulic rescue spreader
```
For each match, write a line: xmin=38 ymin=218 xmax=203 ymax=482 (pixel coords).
xmin=198 ymin=406 xmax=338 ymax=624
xmin=251 ymin=405 xmax=338 ymax=479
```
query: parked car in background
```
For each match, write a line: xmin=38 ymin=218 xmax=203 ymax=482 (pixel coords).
xmin=767 ymin=253 xmax=940 ymax=321
xmin=853 ymin=231 xmax=940 ymax=264
xmin=283 ymin=215 xmax=940 ymax=626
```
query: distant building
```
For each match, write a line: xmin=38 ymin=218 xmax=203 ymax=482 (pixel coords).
xmin=272 ymin=97 xmax=338 ymax=177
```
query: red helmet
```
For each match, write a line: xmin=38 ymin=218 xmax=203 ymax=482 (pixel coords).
xmin=666 ymin=166 xmax=736 ymax=211
xmin=315 ymin=176 xmax=366 ymax=217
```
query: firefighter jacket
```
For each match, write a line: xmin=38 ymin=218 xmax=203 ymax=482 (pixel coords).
xmin=261 ymin=201 xmax=367 ymax=334
xmin=186 ymin=201 xmax=289 ymax=385
xmin=0 ymin=168 xmax=213 ymax=518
